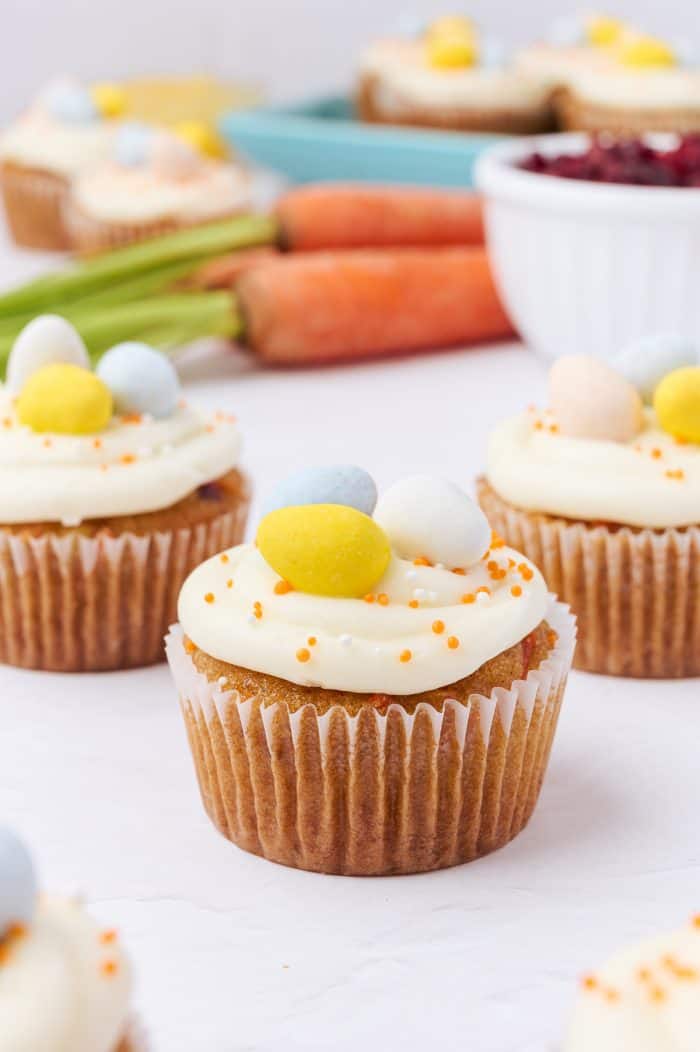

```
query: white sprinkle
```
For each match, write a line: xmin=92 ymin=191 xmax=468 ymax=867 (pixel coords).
xmin=413 ymin=588 xmax=427 ymax=600
xmin=405 ymin=570 xmax=418 ymax=582
xmin=246 ymin=613 xmax=257 ymax=625
xmin=339 ymin=634 xmax=353 ymax=647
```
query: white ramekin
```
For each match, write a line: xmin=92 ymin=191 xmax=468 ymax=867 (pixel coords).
xmin=475 ymin=133 xmax=700 ymax=362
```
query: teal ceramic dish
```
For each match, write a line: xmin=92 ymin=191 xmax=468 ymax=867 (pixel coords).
xmin=221 ymin=96 xmax=506 ymax=187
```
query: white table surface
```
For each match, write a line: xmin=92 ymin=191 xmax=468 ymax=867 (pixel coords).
xmin=1 ymin=238 xmax=699 ymax=1052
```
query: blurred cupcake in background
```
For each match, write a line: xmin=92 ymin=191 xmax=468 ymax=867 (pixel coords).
xmin=478 ymin=342 xmax=700 ymax=677
xmin=0 ymin=826 xmax=143 ymax=1051
xmin=0 ymin=315 xmax=249 ymax=672
xmin=167 ymin=467 xmax=575 ymax=876
xmin=64 ymin=121 xmax=251 ymax=253
xmin=515 ymin=12 xmax=624 ymax=102
xmin=357 ymin=15 xmax=554 ymax=134
xmin=0 ymin=78 xmax=124 ymax=250
xmin=565 ymin=913 xmax=700 ymax=1050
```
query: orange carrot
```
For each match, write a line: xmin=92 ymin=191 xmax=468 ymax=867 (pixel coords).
xmin=277 ymin=185 xmax=485 ymax=251
xmin=237 ymin=247 xmax=514 ymax=365
xmin=179 ymin=247 xmax=279 ymax=290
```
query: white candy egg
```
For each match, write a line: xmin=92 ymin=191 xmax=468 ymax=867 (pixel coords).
xmin=549 ymin=355 xmax=644 ymax=442
xmin=7 ymin=315 xmax=90 ymax=394
xmin=374 ymin=476 xmax=491 ymax=569
xmin=0 ymin=827 xmax=37 ymax=937
xmin=612 ymin=333 xmax=698 ymax=403
xmin=96 ymin=342 xmax=180 ymax=419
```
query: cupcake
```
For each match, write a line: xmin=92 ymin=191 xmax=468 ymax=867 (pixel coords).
xmin=0 ymin=79 xmax=124 ymax=250
xmin=357 ymin=16 xmax=554 ymax=134
xmin=515 ymin=13 xmax=625 ymax=104
xmin=166 ymin=467 xmax=576 ymax=876
xmin=478 ymin=347 xmax=700 ymax=678
xmin=0 ymin=315 xmax=249 ymax=672
xmin=64 ymin=122 xmax=251 ymax=253
xmin=565 ymin=913 xmax=700 ymax=1050
xmin=0 ymin=826 xmax=142 ymax=1051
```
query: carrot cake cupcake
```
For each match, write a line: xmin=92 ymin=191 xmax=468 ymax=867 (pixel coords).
xmin=515 ymin=13 xmax=625 ymax=103
xmin=0 ymin=78 xmax=124 ymax=250
xmin=357 ymin=16 xmax=554 ymax=134
xmin=478 ymin=352 xmax=700 ymax=678
xmin=64 ymin=122 xmax=251 ymax=253
xmin=0 ymin=826 xmax=141 ymax=1051
xmin=0 ymin=314 xmax=249 ymax=672
xmin=565 ymin=913 xmax=700 ymax=1050
xmin=167 ymin=468 xmax=576 ymax=875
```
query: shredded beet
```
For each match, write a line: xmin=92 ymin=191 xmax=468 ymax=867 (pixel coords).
xmin=519 ymin=135 xmax=700 ymax=187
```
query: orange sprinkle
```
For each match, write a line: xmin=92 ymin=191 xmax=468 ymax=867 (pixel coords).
xmin=120 ymin=453 xmax=136 ymax=465
xmin=377 ymin=593 xmax=389 ymax=606
xmin=637 ymin=968 xmax=652 ymax=983
xmin=452 ymin=567 xmax=466 ymax=576
xmin=692 ymin=914 xmax=700 ymax=929
xmin=205 ymin=424 xmax=216 ymax=434
xmin=547 ymin=629 xmax=559 ymax=648
xmin=226 ymin=579 xmax=233 ymax=589
xmin=447 ymin=636 xmax=460 ymax=650
xmin=413 ymin=556 xmax=432 ymax=567
xmin=99 ymin=929 xmax=118 ymax=945
xmin=519 ymin=563 xmax=534 ymax=581
xmin=476 ymin=586 xmax=491 ymax=596
xmin=296 ymin=648 xmax=311 ymax=663
xmin=204 ymin=592 xmax=215 ymax=604
xmin=253 ymin=602 xmax=263 ymax=619
xmin=0 ymin=944 xmax=10 ymax=965
xmin=675 ymin=435 xmax=688 ymax=445
xmin=101 ymin=960 xmax=118 ymax=978
xmin=649 ymin=985 xmax=666 ymax=1003
xmin=651 ymin=448 xmax=663 ymax=459
xmin=364 ymin=593 xmax=376 ymax=604
xmin=490 ymin=532 xmax=505 ymax=549
xmin=603 ymin=987 xmax=620 ymax=1003
xmin=399 ymin=649 xmax=412 ymax=663
xmin=581 ymin=975 xmax=598 ymax=991
xmin=511 ymin=585 xmax=523 ymax=598
xmin=461 ymin=593 xmax=476 ymax=604
xmin=489 ymin=568 xmax=507 ymax=581
xmin=666 ymin=469 xmax=685 ymax=480
xmin=184 ymin=638 xmax=195 ymax=654
xmin=6 ymin=923 xmax=26 ymax=940
xmin=2 ymin=417 xmax=11 ymax=428
xmin=534 ymin=420 xmax=544 ymax=431
xmin=432 ymin=620 xmax=445 ymax=635
xmin=307 ymin=636 xmax=317 ymax=647
xmin=43 ymin=438 xmax=52 ymax=448
xmin=122 ymin=412 xmax=142 ymax=425
xmin=408 ymin=599 xmax=419 ymax=609
xmin=92 ymin=438 xmax=102 ymax=449
xmin=487 ymin=560 xmax=499 ymax=572
xmin=508 ymin=558 xmax=516 ymax=568
xmin=274 ymin=580 xmax=293 ymax=595
xmin=220 ymin=553 xmax=229 ymax=564
xmin=549 ymin=423 xmax=559 ymax=434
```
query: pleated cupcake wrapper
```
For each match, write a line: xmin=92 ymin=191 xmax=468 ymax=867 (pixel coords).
xmin=478 ymin=479 xmax=700 ymax=678
xmin=63 ymin=197 xmax=241 ymax=254
xmin=556 ymin=89 xmax=700 ymax=135
xmin=166 ymin=597 xmax=575 ymax=876
xmin=0 ymin=162 xmax=71 ymax=250
xmin=0 ymin=501 xmax=248 ymax=672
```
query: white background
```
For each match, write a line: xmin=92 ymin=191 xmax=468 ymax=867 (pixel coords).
xmin=1 ymin=0 xmax=699 ymax=121
xmin=2 ymin=3 xmax=700 ymax=1050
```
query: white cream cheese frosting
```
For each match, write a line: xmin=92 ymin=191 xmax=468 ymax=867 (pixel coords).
xmin=360 ymin=40 xmax=552 ymax=114
xmin=0 ymin=385 xmax=241 ymax=525
xmin=568 ymin=66 xmax=700 ymax=109
xmin=514 ymin=43 xmax=615 ymax=90
xmin=178 ymin=540 xmax=548 ymax=695
xmin=487 ymin=408 xmax=700 ymax=529
xmin=0 ymin=897 xmax=131 ymax=1052
xmin=0 ymin=111 xmax=112 ymax=178
xmin=565 ymin=916 xmax=700 ymax=1052
xmin=72 ymin=161 xmax=251 ymax=224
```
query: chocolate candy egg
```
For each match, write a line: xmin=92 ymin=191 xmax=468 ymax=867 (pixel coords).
xmin=263 ymin=465 xmax=377 ymax=518
xmin=97 ymin=342 xmax=180 ymax=419
xmin=549 ymin=355 xmax=643 ymax=442
xmin=7 ymin=315 xmax=90 ymax=394
xmin=257 ymin=505 xmax=391 ymax=598
xmin=374 ymin=476 xmax=490 ymax=569
xmin=613 ymin=333 xmax=698 ymax=404
xmin=18 ymin=363 xmax=113 ymax=435
xmin=654 ymin=366 xmax=700 ymax=442
xmin=0 ymin=828 xmax=37 ymax=937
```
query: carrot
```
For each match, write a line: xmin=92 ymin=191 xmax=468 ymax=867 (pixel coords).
xmin=237 ymin=247 xmax=514 ymax=365
xmin=277 ymin=185 xmax=485 ymax=251
xmin=178 ymin=247 xmax=280 ymax=290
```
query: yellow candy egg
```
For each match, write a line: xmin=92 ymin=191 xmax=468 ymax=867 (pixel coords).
xmin=17 ymin=364 xmax=113 ymax=436
xmin=91 ymin=82 xmax=127 ymax=118
xmin=585 ymin=15 xmax=624 ymax=48
xmin=654 ymin=366 xmax=700 ymax=443
xmin=257 ymin=505 xmax=391 ymax=598
xmin=618 ymin=36 xmax=676 ymax=68
xmin=173 ymin=121 xmax=228 ymax=159
xmin=427 ymin=34 xmax=478 ymax=69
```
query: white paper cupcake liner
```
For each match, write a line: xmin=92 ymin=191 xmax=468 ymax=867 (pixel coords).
xmin=0 ymin=499 xmax=249 ymax=672
xmin=166 ymin=596 xmax=576 ymax=875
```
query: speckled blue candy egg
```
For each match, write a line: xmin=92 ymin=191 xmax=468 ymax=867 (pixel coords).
xmin=96 ymin=342 xmax=181 ymax=419
xmin=114 ymin=122 xmax=155 ymax=168
xmin=263 ymin=465 xmax=378 ymax=518
xmin=0 ymin=828 xmax=37 ymax=937
xmin=613 ymin=333 xmax=699 ymax=403
xmin=43 ymin=80 xmax=98 ymax=123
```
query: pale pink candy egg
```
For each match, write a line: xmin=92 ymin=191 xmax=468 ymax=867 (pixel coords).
xmin=549 ymin=355 xmax=643 ymax=442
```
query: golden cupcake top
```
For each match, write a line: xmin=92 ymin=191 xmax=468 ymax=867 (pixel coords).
xmin=178 ymin=468 xmax=549 ymax=694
